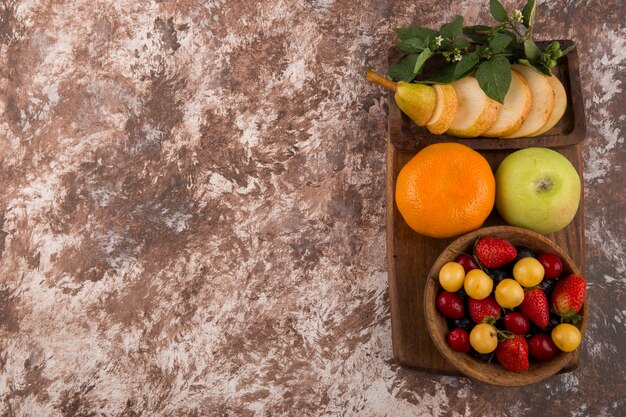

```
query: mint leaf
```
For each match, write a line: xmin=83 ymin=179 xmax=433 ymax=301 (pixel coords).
xmin=464 ymin=25 xmax=493 ymax=32
xmin=524 ymin=39 xmax=542 ymax=61
xmin=414 ymin=47 xmax=433 ymax=74
xmin=422 ymin=59 xmax=477 ymax=84
xmin=395 ymin=27 xmax=437 ymax=41
xmin=489 ymin=33 xmax=512 ymax=53
xmin=420 ymin=64 xmax=456 ymax=83
xmin=560 ymin=44 xmax=576 ymax=56
xmin=475 ymin=44 xmax=491 ymax=58
xmin=387 ymin=54 xmax=419 ymax=82
xmin=502 ymin=31 xmax=523 ymax=51
xmin=517 ymin=58 xmax=549 ymax=75
xmin=476 ymin=56 xmax=511 ymax=103
xmin=398 ymin=37 xmax=428 ymax=53
xmin=546 ymin=41 xmax=560 ymax=52
xmin=439 ymin=16 xmax=464 ymax=39
xmin=463 ymin=25 xmax=493 ymax=43
xmin=521 ymin=0 xmax=536 ymax=28
xmin=455 ymin=39 xmax=470 ymax=49
xmin=454 ymin=52 xmax=479 ymax=78
xmin=489 ymin=0 xmax=509 ymax=22
xmin=530 ymin=62 xmax=552 ymax=76
xmin=421 ymin=64 xmax=458 ymax=84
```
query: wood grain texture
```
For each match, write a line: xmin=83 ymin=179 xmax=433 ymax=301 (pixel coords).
xmin=386 ymin=138 xmax=585 ymax=376
xmin=424 ymin=226 xmax=588 ymax=386
xmin=389 ymin=40 xmax=587 ymax=151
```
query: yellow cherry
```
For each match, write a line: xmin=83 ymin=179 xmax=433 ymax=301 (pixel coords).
xmin=464 ymin=269 xmax=493 ymax=300
xmin=513 ymin=257 xmax=545 ymax=287
xmin=470 ymin=323 xmax=498 ymax=353
xmin=495 ymin=279 xmax=525 ymax=308
xmin=552 ymin=323 xmax=581 ymax=352
xmin=439 ymin=262 xmax=466 ymax=292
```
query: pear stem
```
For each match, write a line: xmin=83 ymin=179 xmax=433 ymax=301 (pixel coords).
xmin=366 ymin=70 xmax=398 ymax=92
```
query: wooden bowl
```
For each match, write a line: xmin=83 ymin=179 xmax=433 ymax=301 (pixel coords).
xmin=424 ymin=225 xmax=588 ymax=386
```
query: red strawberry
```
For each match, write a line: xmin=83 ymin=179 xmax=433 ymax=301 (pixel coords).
xmin=496 ymin=335 xmax=529 ymax=372
xmin=551 ymin=274 xmax=587 ymax=322
xmin=468 ymin=296 xmax=501 ymax=324
xmin=519 ymin=288 xmax=549 ymax=328
xmin=474 ymin=237 xmax=517 ymax=268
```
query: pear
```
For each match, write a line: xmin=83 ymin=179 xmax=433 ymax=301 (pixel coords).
xmin=426 ymin=84 xmax=459 ymax=135
xmin=482 ymin=70 xmax=532 ymax=137
xmin=366 ymin=71 xmax=437 ymax=126
xmin=530 ymin=73 xmax=567 ymax=137
xmin=503 ymin=64 xmax=555 ymax=139
xmin=446 ymin=75 xmax=501 ymax=138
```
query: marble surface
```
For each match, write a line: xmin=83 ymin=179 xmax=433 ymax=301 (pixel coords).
xmin=0 ymin=0 xmax=624 ymax=415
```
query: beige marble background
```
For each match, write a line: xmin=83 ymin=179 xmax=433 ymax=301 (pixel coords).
xmin=0 ymin=0 xmax=624 ymax=415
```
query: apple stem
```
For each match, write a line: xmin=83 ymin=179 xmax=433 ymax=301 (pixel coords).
xmin=366 ymin=70 xmax=398 ymax=92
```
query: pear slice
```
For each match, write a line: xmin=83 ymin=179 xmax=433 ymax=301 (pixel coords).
xmin=365 ymin=70 xmax=437 ymax=126
xmin=529 ymin=73 xmax=567 ymax=136
xmin=502 ymin=64 xmax=555 ymax=139
xmin=482 ymin=70 xmax=532 ymax=137
xmin=446 ymin=76 xmax=501 ymax=138
xmin=426 ymin=84 xmax=459 ymax=134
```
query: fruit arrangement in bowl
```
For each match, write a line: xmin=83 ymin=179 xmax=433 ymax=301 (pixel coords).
xmin=366 ymin=0 xmax=575 ymax=139
xmin=424 ymin=226 xmax=588 ymax=386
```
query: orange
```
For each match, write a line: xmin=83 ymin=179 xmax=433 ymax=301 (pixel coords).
xmin=395 ymin=143 xmax=495 ymax=238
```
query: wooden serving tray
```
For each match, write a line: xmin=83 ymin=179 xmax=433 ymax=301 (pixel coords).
xmin=389 ymin=40 xmax=586 ymax=151
xmin=386 ymin=141 xmax=585 ymax=375
xmin=384 ymin=41 xmax=587 ymax=376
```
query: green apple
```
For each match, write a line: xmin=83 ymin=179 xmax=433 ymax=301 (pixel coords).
xmin=495 ymin=148 xmax=581 ymax=234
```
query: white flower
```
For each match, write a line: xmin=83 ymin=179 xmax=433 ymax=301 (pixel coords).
xmin=435 ymin=35 xmax=443 ymax=48
xmin=512 ymin=9 xmax=523 ymax=23
xmin=454 ymin=53 xmax=462 ymax=62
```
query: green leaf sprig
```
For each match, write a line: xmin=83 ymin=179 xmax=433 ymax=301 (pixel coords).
xmin=387 ymin=0 xmax=575 ymax=104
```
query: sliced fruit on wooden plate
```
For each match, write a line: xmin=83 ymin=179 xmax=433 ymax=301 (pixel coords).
xmin=426 ymin=84 xmax=459 ymax=135
xmin=503 ymin=64 xmax=555 ymax=139
xmin=530 ymin=73 xmax=567 ymax=137
xmin=446 ymin=76 xmax=501 ymax=138
xmin=482 ymin=70 xmax=532 ymax=138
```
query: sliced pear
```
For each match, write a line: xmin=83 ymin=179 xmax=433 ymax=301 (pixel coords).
xmin=426 ymin=84 xmax=459 ymax=134
xmin=482 ymin=70 xmax=532 ymax=137
xmin=530 ymin=73 xmax=567 ymax=136
xmin=502 ymin=64 xmax=555 ymax=139
xmin=446 ymin=76 xmax=501 ymax=138
xmin=365 ymin=70 xmax=437 ymax=126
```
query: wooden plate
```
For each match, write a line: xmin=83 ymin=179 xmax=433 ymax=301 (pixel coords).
xmin=388 ymin=40 xmax=586 ymax=151
xmin=423 ymin=226 xmax=588 ymax=386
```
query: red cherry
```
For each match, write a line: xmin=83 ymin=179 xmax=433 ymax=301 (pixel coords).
xmin=537 ymin=253 xmax=563 ymax=279
xmin=455 ymin=254 xmax=480 ymax=274
xmin=447 ymin=328 xmax=471 ymax=353
xmin=529 ymin=333 xmax=559 ymax=360
xmin=504 ymin=312 xmax=530 ymax=335
xmin=436 ymin=291 xmax=465 ymax=319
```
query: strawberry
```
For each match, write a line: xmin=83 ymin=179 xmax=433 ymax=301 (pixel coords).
xmin=468 ymin=296 xmax=501 ymax=324
xmin=474 ymin=237 xmax=517 ymax=269
xmin=496 ymin=335 xmax=529 ymax=372
xmin=551 ymin=274 xmax=587 ymax=322
xmin=519 ymin=288 xmax=549 ymax=328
